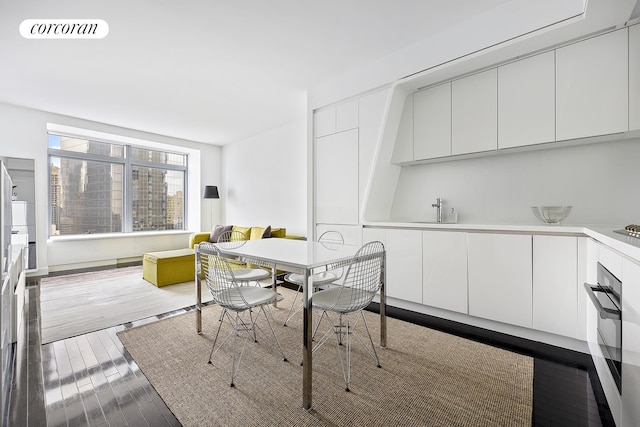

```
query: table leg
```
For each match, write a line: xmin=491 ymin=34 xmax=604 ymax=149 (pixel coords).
xmin=272 ymin=265 xmax=278 ymax=307
xmin=380 ymin=251 xmax=386 ymax=348
xmin=302 ymin=269 xmax=312 ymax=409
xmin=196 ymin=260 xmax=202 ymax=334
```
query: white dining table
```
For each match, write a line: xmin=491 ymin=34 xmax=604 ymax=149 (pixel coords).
xmin=194 ymin=237 xmax=387 ymax=410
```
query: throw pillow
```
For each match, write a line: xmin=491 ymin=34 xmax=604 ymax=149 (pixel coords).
xmin=261 ymin=225 xmax=271 ymax=238
xmin=209 ymin=224 xmax=233 ymax=243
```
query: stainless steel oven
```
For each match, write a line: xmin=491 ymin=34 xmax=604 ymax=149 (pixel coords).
xmin=585 ymin=262 xmax=622 ymax=393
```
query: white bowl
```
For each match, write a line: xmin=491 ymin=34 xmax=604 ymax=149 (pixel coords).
xmin=531 ymin=206 xmax=572 ymax=224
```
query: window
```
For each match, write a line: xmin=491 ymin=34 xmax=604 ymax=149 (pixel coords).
xmin=48 ymin=134 xmax=187 ymax=236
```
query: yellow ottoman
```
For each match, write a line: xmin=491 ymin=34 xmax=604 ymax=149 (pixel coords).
xmin=143 ymin=248 xmax=195 ymax=287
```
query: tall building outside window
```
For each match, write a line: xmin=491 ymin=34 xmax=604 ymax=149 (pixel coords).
xmin=48 ymin=134 xmax=187 ymax=236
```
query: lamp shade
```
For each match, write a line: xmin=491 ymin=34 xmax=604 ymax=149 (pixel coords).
xmin=203 ymin=185 xmax=219 ymax=199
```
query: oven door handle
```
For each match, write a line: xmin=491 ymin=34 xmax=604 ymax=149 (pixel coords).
xmin=584 ymin=283 xmax=621 ymax=320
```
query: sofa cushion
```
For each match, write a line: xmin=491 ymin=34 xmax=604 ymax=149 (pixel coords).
xmin=209 ymin=224 xmax=233 ymax=243
xmin=270 ymin=227 xmax=286 ymax=238
xmin=250 ymin=225 xmax=272 ymax=240
xmin=232 ymin=226 xmax=251 ymax=240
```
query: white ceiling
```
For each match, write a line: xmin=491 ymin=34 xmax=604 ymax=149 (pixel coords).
xmin=0 ymin=0 xmax=628 ymax=146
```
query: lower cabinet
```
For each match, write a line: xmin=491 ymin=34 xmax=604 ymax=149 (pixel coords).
xmin=532 ymin=235 xmax=578 ymax=338
xmin=467 ymin=233 xmax=532 ymax=328
xmin=363 ymin=227 xmax=422 ymax=303
xmin=422 ymin=231 xmax=468 ymax=313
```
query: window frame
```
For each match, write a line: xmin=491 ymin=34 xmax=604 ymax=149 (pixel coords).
xmin=48 ymin=132 xmax=189 ymax=237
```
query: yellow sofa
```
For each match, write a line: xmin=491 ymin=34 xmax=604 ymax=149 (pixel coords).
xmin=142 ymin=226 xmax=302 ymax=287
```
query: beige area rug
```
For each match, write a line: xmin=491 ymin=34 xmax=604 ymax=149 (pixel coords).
xmin=40 ymin=265 xmax=212 ymax=344
xmin=117 ymin=287 xmax=533 ymax=427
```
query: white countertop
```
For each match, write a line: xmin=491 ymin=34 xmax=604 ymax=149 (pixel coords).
xmin=363 ymin=221 xmax=640 ymax=262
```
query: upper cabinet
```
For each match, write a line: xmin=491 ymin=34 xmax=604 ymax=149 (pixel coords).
xmin=451 ymin=68 xmax=497 ymax=155
xmin=391 ymin=94 xmax=414 ymax=164
xmin=392 ymin=25 xmax=637 ymax=165
xmin=498 ymin=51 xmax=556 ymax=149
xmin=414 ymin=82 xmax=451 ymax=160
xmin=556 ymin=28 xmax=628 ymax=141
xmin=315 ymin=129 xmax=359 ymax=225
xmin=630 ymin=24 xmax=640 ymax=131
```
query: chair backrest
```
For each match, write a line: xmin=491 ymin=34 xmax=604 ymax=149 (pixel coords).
xmin=216 ymin=229 xmax=249 ymax=249
xmin=196 ymin=241 xmax=248 ymax=309
xmin=329 ymin=240 xmax=385 ymax=313
xmin=318 ymin=230 xmax=344 ymax=245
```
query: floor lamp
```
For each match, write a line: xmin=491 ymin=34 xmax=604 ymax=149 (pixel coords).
xmin=203 ymin=185 xmax=219 ymax=229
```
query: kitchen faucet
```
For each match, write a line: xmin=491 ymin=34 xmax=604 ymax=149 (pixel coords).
xmin=432 ymin=197 xmax=444 ymax=223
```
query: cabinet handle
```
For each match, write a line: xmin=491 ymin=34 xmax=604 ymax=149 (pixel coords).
xmin=584 ymin=283 xmax=621 ymax=320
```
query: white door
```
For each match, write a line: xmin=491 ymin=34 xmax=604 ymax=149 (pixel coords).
xmin=414 ymin=82 xmax=452 ymax=160
xmin=422 ymin=230 xmax=467 ymax=313
xmin=451 ymin=68 xmax=498 ymax=155
xmin=556 ymin=28 xmax=628 ymax=140
xmin=315 ymin=129 xmax=359 ymax=225
xmin=468 ymin=233 xmax=532 ymax=328
xmin=498 ymin=51 xmax=555 ymax=148
xmin=532 ymin=235 xmax=578 ymax=338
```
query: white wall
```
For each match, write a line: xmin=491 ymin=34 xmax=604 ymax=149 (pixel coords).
xmin=222 ymin=120 xmax=306 ymax=237
xmin=390 ymin=138 xmax=640 ymax=226
xmin=0 ymin=102 xmax=222 ymax=274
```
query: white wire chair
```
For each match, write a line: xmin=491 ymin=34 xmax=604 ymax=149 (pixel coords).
xmin=282 ymin=230 xmax=345 ymax=326
xmin=216 ymin=230 xmax=271 ymax=286
xmin=311 ymin=240 xmax=385 ymax=392
xmin=197 ymin=241 xmax=287 ymax=387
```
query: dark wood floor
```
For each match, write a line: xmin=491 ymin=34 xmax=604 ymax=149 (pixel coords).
xmin=7 ymin=279 xmax=615 ymax=427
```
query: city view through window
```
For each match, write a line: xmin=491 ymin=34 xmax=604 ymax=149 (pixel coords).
xmin=48 ymin=134 xmax=186 ymax=235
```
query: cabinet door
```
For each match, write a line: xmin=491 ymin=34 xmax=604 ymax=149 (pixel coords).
xmin=385 ymin=229 xmax=422 ymax=303
xmin=315 ymin=129 xmax=359 ymax=225
xmin=451 ymin=68 xmax=498 ymax=155
xmin=630 ymin=24 xmax=640 ymax=131
xmin=556 ymin=28 xmax=628 ymax=140
xmin=336 ymin=99 xmax=359 ymax=132
xmin=498 ymin=51 xmax=555 ymax=148
xmin=532 ymin=235 xmax=577 ymax=338
xmin=414 ymin=82 xmax=451 ymax=160
xmin=391 ymin=94 xmax=414 ymax=164
xmin=359 ymin=89 xmax=388 ymax=210
xmin=468 ymin=233 xmax=532 ymax=328
xmin=422 ymin=231 xmax=467 ymax=313
xmin=314 ymin=107 xmax=336 ymax=138
xmin=622 ymin=258 xmax=640 ymax=427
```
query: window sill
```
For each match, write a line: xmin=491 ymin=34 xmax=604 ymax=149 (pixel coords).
xmin=48 ymin=230 xmax=193 ymax=243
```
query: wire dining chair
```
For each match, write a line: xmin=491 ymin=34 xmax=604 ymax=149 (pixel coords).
xmin=196 ymin=241 xmax=288 ymax=387
xmin=311 ymin=240 xmax=385 ymax=391
xmin=216 ymin=229 xmax=271 ymax=286
xmin=282 ymin=230 xmax=345 ymax=326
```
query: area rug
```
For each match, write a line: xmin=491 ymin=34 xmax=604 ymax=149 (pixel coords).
xmin=117 ymin=287 xmax=533 ymax=426
xmin=40 ymin=265 xmax=212 ymax=344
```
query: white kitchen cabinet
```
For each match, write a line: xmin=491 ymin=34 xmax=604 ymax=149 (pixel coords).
xmin=314 ymin=107 xmax=336 ymax=138
xmin=362 ymin=228 xmax=422 ymax=303
xmin=630 ymin=24 xmax=640 ymax=131
xmin=316 ymin=223 xmax=362 ymax=247
xmin=622 ymin=257 xmax=640 ymax=427
xmin=532 ymin=235 xmax=578 ymax=338
xmin=451 ymin=68 xmax=497 ymax=155
xmin=359 ymin=89 xmax=388 ymax=212
xmin=498 ymin=51 xmax=555 ymax=149
xmin=315 ymin=129 xmax=359 ymax=225
xmin=556 ymin=28 xmax=628 ymax=141
xmin=391 ymin=94 xmax=414 ymax=164
xmin=468 ymin=233 xmax=532 ymax=328
xmin=414 ymin=82 xmax=451 ymax=160
xmin=336 ymin=99 xmax=359 ymax=132
xmin=422 ymin=230 xmax=467 ymax=313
